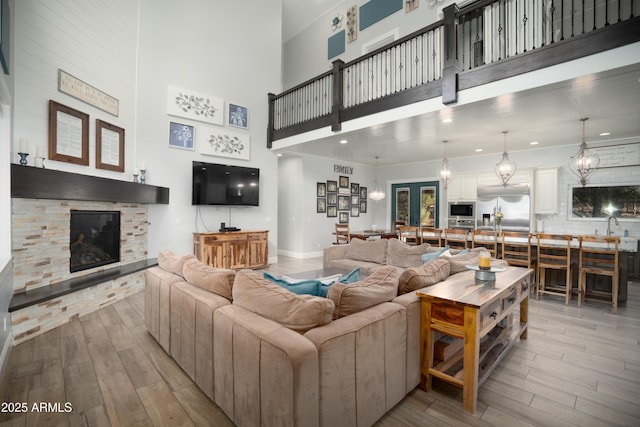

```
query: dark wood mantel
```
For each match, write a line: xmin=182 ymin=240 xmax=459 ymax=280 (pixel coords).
xmin=11 ymin=164 xmax=169 ymax=204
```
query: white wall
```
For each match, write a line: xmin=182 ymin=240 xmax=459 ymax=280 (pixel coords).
xmin=277 ymin=154 xmax=377 ymax=257
xmin=0 ymin=0 xmax=14 ymax=377
xmin=137 ymin=0 xmax=283 ymax=259
xmin=12 ymin=0 xmax=138 ymax=176
xmin=283 ymin=0 xmax=444 ymax=89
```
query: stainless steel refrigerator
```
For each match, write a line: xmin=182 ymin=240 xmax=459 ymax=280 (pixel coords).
xmin=476 ymin=183 xmax=531 ymax=232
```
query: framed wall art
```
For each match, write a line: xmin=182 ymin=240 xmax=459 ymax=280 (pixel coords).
xmin=351 ymin=194 xmax=359 ymax=205
xmin=327 ymin=206 xmax=337 ymax=218
xmin=359 ymin=186 xmax=367 ymax=199
xmin=169 ymin=121 xmax=195 ymax=150
xmin=339 ymin=175 xmax=349 ymax=188
xmin=167 ymin=85 xmax=224 ymax=125
xmin=198 ymin=125 xmax=250 ymax=160
xmin=327 ymin=193 xmax=338 ymax=206
xmin=339 ymin=211 xmax=349 ymax=223
xmin=327 ymin=180 xmax=338 ymax=192
xmin=228 ymin=103 xmax=249 ymax=129
xmin=95 ymin=119 xmax=124 ymax=172
xmin=317 ymin=182 xmax=327 ymax=197
xmin=351 ymin=205 xmax=360 ymax=217
xmin=360 ymin=200 xmax=367 ymax=213
xmin=48 ymin=100 xmax=89 ymax=166
xmin=338 ymin=195 xmax=350 ymax=210
xmin=317 ymin=198 xmax=327 ymax=213
xmin=351 ymin=182 xmax=359 ymax=195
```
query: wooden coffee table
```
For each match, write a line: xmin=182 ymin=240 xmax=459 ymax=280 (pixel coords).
xmin=416 ymin=267 xmax=532 ymax=413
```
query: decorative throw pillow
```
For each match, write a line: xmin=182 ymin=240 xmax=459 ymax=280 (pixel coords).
xmin=233 ymin=270 xmax=334 ymax=332
xmin=421 ymin=246 xmax=450 ymax=263
xmin=327 ymin=265 xmax=399 ymax=319
xmin=182 ymin=257 xmax=236 ymax=300
xmin=158 ymin=250 xmax=196 ymax=277
xmin=263 ymin=272 xmax=321 ymax=296
xmin=386 ymin=238 xmax=432 ymax=268
xmin=318 ymin=267 xmax=360 ymax=298
xmin=344 ymin=238 xmax=388 ymax=264
xmin=398 ymin=258 xmax=451 ymax=295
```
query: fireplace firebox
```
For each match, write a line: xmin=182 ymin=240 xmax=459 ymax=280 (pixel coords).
xmin=70 ymin=210 xmax=121 ymax=273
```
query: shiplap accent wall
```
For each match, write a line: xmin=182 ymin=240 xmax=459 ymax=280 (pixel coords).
xmin=12 ymin=0 xmax=139 ymax=176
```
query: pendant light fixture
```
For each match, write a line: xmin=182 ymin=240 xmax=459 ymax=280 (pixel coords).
xmin=569 ymin=117 xmax=599 ymax=187
xmin=495 ymin=130 xmax=516 ymax=187
xmin=369 ymin=156 xmax=386 ymax=201
xmin=438 ymin=140 xmax=453 ymax=189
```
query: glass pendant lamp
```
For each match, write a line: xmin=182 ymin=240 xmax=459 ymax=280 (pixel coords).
xmin=495 ymin=131 xmax=516 ymax=187
xmin=569 ymin=117 xmax=599 ymax=187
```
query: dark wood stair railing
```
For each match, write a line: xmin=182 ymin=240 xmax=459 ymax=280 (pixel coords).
xmin=267 ymin=0 xmax=640 ymax=147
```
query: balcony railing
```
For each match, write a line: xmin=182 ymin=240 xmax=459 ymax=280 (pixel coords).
xmin=268 ymin=0 xmax=639 ymax=146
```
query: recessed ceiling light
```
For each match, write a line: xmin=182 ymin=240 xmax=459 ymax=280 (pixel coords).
xmin=442 ymin=118 xmax=452 ymax=123
xmin=339 ymin=139 xmax=348 ymax=144
xmin=599 ymin=132 xmax=611 ymax=136
xmin=475 ymin=148 xmax=483 ymax=152
xmin=276 ymin=153 xmax=283 ymax=157
xmin=530 ymin=141 xmax=539 ymax=145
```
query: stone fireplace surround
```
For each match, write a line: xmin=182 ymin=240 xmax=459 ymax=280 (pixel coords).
xmin=9 ymin=165 xmax=169 ymax=345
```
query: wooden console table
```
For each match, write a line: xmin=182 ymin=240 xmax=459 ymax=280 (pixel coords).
xmin=193 ymin=230 xmax=268 ymax=270
xmin=416 ymin=267 xmax=532 ymax=413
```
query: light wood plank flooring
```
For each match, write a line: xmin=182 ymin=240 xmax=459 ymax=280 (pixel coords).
xmin=1 ymin=256 xmax=639 ymax=426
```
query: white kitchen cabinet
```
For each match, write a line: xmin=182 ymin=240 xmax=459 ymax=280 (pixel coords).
xmin=534 ymin=168 xmax=558 ymax=214
xmin=447 ymin=174 xmax=477 ymax=201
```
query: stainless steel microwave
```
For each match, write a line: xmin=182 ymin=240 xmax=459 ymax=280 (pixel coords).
xmin=448 ymin=201 xmax=475 ymax=218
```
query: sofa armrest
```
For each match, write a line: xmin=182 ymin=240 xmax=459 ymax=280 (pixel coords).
xmin=323 ymin=244 xmax=349 ymax=269
xmin=304 ymin=302 xmax=407 ymax=427
xmin=144 ymin=267 xmax=184 ymax=353
xmin=213 ymin=305 xmax=319 ymax=427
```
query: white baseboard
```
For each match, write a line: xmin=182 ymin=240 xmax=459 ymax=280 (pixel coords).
xmin=277 ymin=249 xmax=324 ymax=259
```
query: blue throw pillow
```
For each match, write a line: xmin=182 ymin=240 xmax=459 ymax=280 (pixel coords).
xmin=422 ymin=246 xmax=450 ymax=263
xmin=263 ymin=272 xmax=320 ymax=296
xmin=318 ymin=267 xmax=360 ymax=297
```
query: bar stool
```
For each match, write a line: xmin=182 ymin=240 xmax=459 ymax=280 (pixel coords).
xmin=502 ymin=231 xmax=537 ymax=287
xmin=398 ymin=225 xmax=419 ymax=245
xmin=421 ymin=227 xmax=442 ymax=247
xmin=472 ymin=229 xmax=498 ymax=258
xmin=578 ymin=235 xmax=620 ymax=313
xmin=536 ymin=233 xmax=573 ymax=305
xmin=445 ymin=228 xmax=469 ymax=250
xmin=334 ymin=223 xmax=350 ymax=244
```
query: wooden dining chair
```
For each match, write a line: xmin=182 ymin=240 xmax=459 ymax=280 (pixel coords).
xmin=502 ymin=231 xmax=537 ymax=288
xmin=444 ymin=228 xmax=469 ymax=250
xmin=536 ymin=233 xmax=573 ymax=304
xmin=472 ymin=229 xmax=498 ymax=258
xmin=577 ymin=235 xmax=620 ymax=313
xmin=393 ymin=220 xmax=406 ymax=235
xmin=334 ymin=223 xmax=350 ymax=244
xmin=420 ymin=227 xmax=442 ymax=247
xmin=398 ymin=225 xmax=420 ymax=245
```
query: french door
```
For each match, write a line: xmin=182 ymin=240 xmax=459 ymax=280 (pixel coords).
xmin=391 ymin=181 xmax=439 ymax=228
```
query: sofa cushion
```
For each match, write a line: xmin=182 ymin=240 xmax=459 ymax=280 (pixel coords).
xmin=327 ymin=265 xmax=399 ymax=319
xmin=158 ymin=250 xmax=196 ymax=277
xmin=232 ymin=270 xmax=334 ymax=332
xmin=386 ymin=238 xmax=432 ymax=268
xmin=344 ymin=238 xmax=388 ymax=264
xmin=397 ymin=258 xmax=451 ymax=295
xmin=442 ymin=247 xmax=489 ymax=275
xmin=182 ymin=257 xmax=236 ymax=300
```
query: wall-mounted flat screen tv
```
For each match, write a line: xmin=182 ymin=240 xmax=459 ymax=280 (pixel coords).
xmin=192 ymin=161 xmax=260 ymax=206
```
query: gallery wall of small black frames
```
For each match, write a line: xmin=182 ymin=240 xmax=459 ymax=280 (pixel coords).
xmin=317 ymin=176 xmax=367 ymax=223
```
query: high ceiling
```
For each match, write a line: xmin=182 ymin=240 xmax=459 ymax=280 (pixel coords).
xmin=281 ymin=2 xmax=640 ymax=167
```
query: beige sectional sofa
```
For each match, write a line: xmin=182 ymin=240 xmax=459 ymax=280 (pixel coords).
xmin=144 ymin=241 xmax=495 ymax=427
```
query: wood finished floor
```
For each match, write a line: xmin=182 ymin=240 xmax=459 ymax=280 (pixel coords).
xmin=1 ymin=256 xmax=639 ymax=426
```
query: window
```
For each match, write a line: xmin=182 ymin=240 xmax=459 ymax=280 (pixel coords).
xmin=571 ymin=185 xmax=640 ymax=219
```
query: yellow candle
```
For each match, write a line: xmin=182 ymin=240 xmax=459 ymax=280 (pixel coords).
xmin=479 ymin=253 xmax=491 ymax=270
